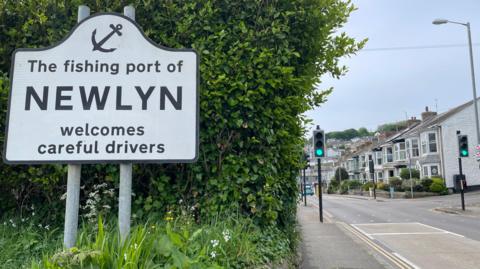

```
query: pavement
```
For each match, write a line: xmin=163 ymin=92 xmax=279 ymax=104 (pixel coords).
xmin=298 ymin=202 xmax=391 ymax=269
xmin=298 ymin=191 xmax=480 ymax=269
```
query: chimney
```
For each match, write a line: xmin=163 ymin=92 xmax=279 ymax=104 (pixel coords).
xmin=406 ymin=116 xmax=420 ymax=127
xmin=421 ymin=106 xmax=437 ymax=121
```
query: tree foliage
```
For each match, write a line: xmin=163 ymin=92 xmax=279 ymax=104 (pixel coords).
xmin=377 ymin=120 xmax=408 ymax=133
xmin=333 ymin=167 xmax=349 ymax=181
xmin=327 ymin=127 xmax=371 ymax=140
xmin=399 ymin=168 xmax=420 ymax=180
xmin=0 ymin=0 xmax=365 ymax=228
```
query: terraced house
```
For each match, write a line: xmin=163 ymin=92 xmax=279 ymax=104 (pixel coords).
xmin=335 ymin=99 xmax=480 ymax=190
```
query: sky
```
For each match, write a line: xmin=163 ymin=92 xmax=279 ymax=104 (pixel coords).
xmin=306 ymin=0 xmax=480 ymax=133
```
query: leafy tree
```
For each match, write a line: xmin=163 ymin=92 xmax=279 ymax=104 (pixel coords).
xmin=377 ymin=121 xmax=408 ymax=132
xmin=357 ymin=127 xmax=371 ymax=137
xmin=327 ymin=127 xmax=371 ymax=140
xmin=0 ymin=0 xmax=365 ymax=229
xmin=400 ymin=168 xmax=420 ymax=180
xmin=334 ymin=167 xmax=349 ymax=181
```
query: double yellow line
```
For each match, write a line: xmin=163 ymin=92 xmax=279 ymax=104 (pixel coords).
xmin=339 ymin=222 xmax=415 ymax=269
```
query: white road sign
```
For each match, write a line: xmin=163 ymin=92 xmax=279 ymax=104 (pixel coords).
xmin=4 ymin=13 xmax=199 ymax=163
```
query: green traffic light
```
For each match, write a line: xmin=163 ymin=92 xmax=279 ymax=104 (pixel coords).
xmin=316 ymin=148 xmax=324 ymax=156
xmin=461 ymin=149 xmax=468 ymax=156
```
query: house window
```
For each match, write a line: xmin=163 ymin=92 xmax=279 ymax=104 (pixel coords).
xmin=376 ymin=151 xmax=383 ymax=165
xmin=431 ymin=166 xmax=439 ymax=176
xmin=388 ymin=170 xmax=394 ymax=177
xmin=423 ymin=166 xmax=428 ymax=177
xmin=394 ymin=142 xmax=406 ymax=161
xmin=421 ymin=132 xmax=438 ymax=154
xmin=411 ymin=138 xmax=419 ymax=157
xmin=384 ymin=147 xmax=393 ymax=163
xmin=377 ymin=172 xmax=383 ymax=180
xmin=429 ymin=133 xmax=437 ymax=153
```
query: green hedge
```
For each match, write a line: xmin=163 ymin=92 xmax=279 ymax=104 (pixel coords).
xmin=0 ymin=0 xmax=364 ymax=231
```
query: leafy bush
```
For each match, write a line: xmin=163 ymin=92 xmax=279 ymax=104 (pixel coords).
xmin=420 ymin=178 xmax=433 ymax=189
xmin=388 ymin=177 xmax=403 ymax=191
xmin=429 ymin=182 xmax=447 ymax=194
xmin=376 ymin=182 xmax=390 ymax=191
xmin=337 ymin=180 xmax=358 ymax=194
xmin=362 ymin=181 xmax=374 ymax=191
xmin=0 ymin=0 xmax=365 ymax=232
xmin=348 ymin=180 xmax=362 ymax=188
xmin=401 ymin=179 xmax=424 ymax=192
xmin=400 ymin=168 xmax=420 ymax=180
xmin=431 ymin=177 xmax=444 ymax=185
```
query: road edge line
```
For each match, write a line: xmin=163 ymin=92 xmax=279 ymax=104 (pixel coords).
xmin=340 ymin=222 xmax=413 ymax=269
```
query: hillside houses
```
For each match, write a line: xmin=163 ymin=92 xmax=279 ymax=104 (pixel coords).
xmin=330 ymin=100 xmax=480 ymax=190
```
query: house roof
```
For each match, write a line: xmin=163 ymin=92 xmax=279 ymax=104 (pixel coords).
xmin=399 ymin=98 xmax=479 ymax=139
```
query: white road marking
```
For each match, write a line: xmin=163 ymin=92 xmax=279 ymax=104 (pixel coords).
xmin=353 ymin=222 xmax=411 ymax=226
xmin=351 ymin=224 xmax=374 ymax=240
xmin=415 ymin=222 xmax=465 ymax=237
xmin=369 ymin=232 xmax=448 ymax=236
xmin=393 ymin=252 xmax=421 ymax=269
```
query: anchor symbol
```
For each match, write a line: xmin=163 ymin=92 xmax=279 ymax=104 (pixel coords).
xmin=91 ymin=24 xmax=123 ymax=52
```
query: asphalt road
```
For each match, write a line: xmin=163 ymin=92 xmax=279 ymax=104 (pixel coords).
xmin=306 ymin=191 xmax=480 ymax=269
xmin=321 ymin=191 xmax=480 ymax=240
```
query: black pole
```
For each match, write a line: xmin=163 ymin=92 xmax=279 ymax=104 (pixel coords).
xmin=318 ymin=158 xmax=323 ymax=223
xmin=373 ymin=174 xmax=376 ymax=200
xmin=459 ymin=157 xmax=465 ymax=211
xmin=303 ymin=168 xmax=307 ymax=206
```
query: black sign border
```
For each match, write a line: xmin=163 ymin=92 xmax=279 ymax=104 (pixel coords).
xmin=3 ymin=12 xmax=200 ymax=164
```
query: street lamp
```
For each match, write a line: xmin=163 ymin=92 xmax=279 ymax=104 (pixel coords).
xmin=433 ymin=19 xmax=480 ymax=146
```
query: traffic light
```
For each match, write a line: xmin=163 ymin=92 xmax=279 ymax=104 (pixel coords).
xmin=303 ymin=153 xmax=310 ymax=169
xmin=458 ymin=135 xmax=469 ymax=157
xmin=313 ymin=130 xmax=326 ymax=158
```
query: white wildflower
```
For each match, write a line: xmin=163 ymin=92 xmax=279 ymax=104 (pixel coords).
xmin=222 ymin=230 xmax=231 ymax=242
xmin=134 ymin=243 xmax=138 ymax=250
xmin=11 ymin=223 xmax=16 ymax=228
xmin=45 ymin=225 xmax=50 ymax=230
xmin=211 ymin=239 xmax=219 ymax=248
xmin=32 ymin=212 xmax=35 ymax=216
xmin=210 ymin=251 xmax=217 ymax=258
xmin=124 ymin=253 xmax=127 ymax=261
xmin=60 ymin=192 xmax=67 ymax=200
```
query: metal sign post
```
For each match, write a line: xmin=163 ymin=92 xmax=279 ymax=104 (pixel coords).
xmin=303 ymin=167 xmax=307 ymax=206
xmin=63 ymin=5 xmax=90 ymax=249
xmin=317 ymin=158 xmax=323 ymax=222
xmin=118 ymin=5 xmax=135 ymax=244
xmin=458 ymin=157 xmax=466 ymax=211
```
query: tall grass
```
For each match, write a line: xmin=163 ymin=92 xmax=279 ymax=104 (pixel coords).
xmin=25 ymin=214 xmax=294 ymax=269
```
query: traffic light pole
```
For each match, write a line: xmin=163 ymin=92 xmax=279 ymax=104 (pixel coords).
xmin=303 ymin=168 xmax=307 ymax=206
xmin=318 ymin=158 xmax=323 ymax=223
xmin=458 ymin=157 xmax=466 ymax=211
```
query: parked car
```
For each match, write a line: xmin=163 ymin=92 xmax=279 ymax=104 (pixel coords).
xmin=304 ymin=185 xmax=314 ymax=196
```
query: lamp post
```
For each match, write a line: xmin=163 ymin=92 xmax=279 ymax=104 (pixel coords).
xmin=433 ymin=19 xmax=480 ymax=146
